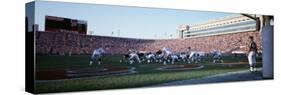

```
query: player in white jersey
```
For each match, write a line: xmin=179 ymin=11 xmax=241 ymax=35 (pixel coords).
xmin=212 ymin=49 xmax=224 ymax=63
xmin=128 ymin=49 xmax=141 ymax=64
xmin=189 ymin=51 xmax=197 ymax=63
xmin=146 ymin=52 xmax=156 ymax=63
xmin=162 ymin=47 xmax=173 ymax=64
xmin=187 ymin=47 xmax=198 ymax=63
xmin=90 ymin=48 xmax=105 ymax=65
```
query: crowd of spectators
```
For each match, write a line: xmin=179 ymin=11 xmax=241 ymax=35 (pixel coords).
xmin=35 ymin=30 xmax=262 ymax=55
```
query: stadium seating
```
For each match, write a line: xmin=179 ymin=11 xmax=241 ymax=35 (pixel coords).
xmin=35 ymin=31 xmax=261 ymax=55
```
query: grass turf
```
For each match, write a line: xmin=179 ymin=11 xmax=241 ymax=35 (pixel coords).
xmin=34 ymin=55 xmax=262 ymax=93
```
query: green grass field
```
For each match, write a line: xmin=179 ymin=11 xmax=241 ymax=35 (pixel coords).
xmin=35 ymin=55 xmax=262 ymax=93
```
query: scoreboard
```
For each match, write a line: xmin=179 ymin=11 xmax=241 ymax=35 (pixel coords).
xmin=45 ymin=16 xmax=87 ymax=34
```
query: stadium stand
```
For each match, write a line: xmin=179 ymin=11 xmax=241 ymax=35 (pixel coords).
xmin=35 ymin=30 xmax=261 ymax=55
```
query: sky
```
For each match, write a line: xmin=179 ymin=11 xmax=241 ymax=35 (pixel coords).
xmin=26 ymin=1 xmax=236 ymax=39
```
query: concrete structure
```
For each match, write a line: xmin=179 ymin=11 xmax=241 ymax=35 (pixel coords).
xmin=262 ymin=16 xmax=274 ymax=79
xmin=181 ymin=15 xmax=258 ymax=38
xmin=178 ymin=25 xmax=190 ymax=39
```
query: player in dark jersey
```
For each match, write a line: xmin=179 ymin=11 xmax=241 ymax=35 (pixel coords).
xmin=248 ymin=36 xmax=257 ymax=72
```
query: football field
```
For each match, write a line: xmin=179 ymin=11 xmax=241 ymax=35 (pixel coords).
xmin=35 ymin=55 xmax=262 ymax=93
